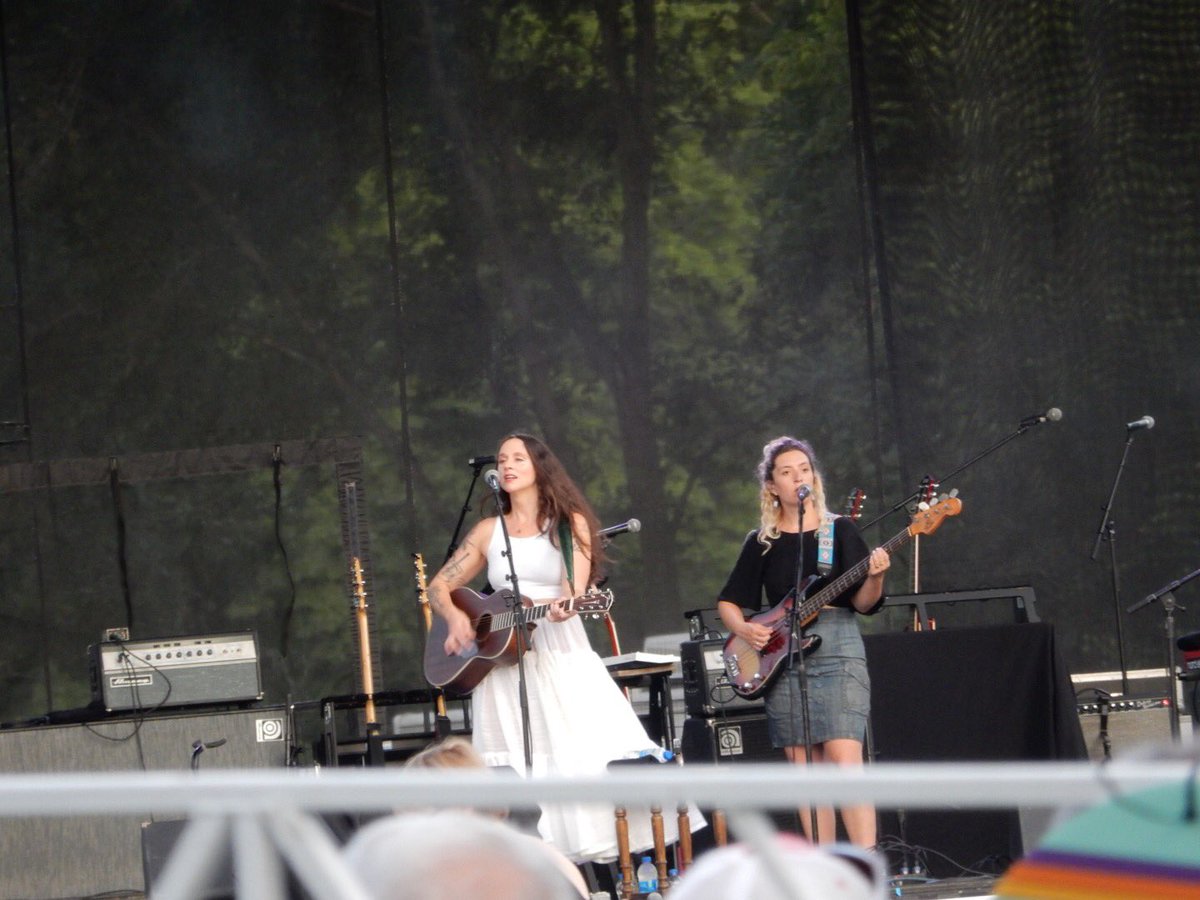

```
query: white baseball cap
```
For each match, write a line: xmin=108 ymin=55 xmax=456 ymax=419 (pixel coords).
xmin=670 ymin=834 xmax=887 ymax=900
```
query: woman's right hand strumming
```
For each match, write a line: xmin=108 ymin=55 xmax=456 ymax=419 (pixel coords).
xmin=735 ymin=620 xmax=774 ymax=652
xmin=443 ymin=607 xmax=474 ymax=656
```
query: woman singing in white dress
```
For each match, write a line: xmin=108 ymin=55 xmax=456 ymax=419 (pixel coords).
xmin=427 ymin=432 xmax=689 ymax=862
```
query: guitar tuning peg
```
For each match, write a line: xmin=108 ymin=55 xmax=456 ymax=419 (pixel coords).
xmin=949 ymin=488 xmax=959 ymax=498
xmin=917 ymin=500 xmax=930 ymax=511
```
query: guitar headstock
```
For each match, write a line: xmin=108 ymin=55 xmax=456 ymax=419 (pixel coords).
xmin=573 ymin=587 xmax=615 ymax=619
xmin=351 ymin=557 xmax=368 ymax=607
xmin=843 ymin=488 xmax=866 ymax=521
xmin=908 ymin=491 xmax=962 ymax=537
xmin=916 ymin=475 xmax=940 ymax=509
xmin=413 ymin=552 xmax=430 ymax=601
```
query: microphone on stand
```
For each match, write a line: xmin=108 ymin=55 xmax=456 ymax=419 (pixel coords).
xmin=1019 ymin=407 xmax=1063 ymax=428
xmin=598 ymin=518 xmax=641 ymax=540
xmin=1126 ymin=415 xmax=1155 ymax=432
xmin=483 ymin=469 xmax=502 ymax=491
xmin=796 ymin=484 xmax=812 ymax=503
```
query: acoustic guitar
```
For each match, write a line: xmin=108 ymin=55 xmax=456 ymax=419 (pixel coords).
xmin=424 ymin=586 xmax=614 ymax=694
xmin=722 ymin=493 xmax=962 ymax=700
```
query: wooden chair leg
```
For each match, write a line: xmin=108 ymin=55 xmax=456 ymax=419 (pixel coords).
xmin=651 ymin=804 xmax=667 ymax=888
xmin=675 ymin=803 xmax=692 ymax=872
xmin=712 ymin=809 xmax=728 ymax=846
xmin=615 ymin=806 xmax=634 ymax=898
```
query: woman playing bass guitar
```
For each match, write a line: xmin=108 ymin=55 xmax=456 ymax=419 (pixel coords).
xmin=716 ymin=436 xmax=890 ymax=849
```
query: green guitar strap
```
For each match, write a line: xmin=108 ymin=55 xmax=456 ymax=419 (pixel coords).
xmin=557 ymin=519 xmax=575 ymax=593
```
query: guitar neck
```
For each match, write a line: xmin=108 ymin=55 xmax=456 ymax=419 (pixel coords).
xmin=489 ymin=597 xmax=558 ymax=631
xmin=796 ymin=525 xmax=913 ymax=621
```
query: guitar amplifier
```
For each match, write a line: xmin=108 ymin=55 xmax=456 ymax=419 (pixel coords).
xmin=89 ymin=631 xmax=263 ymax=712
xmin=680 ymin=638 xmax=764 ymax=718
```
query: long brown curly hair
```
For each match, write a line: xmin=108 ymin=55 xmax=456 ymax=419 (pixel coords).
xmin=490 ymin=432 xmax=609 ymax=582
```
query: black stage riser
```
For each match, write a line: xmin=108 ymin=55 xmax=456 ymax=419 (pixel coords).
xmin=681 ymin=624 xmax=1086 ymax=881
xmin=0 ymin=706 xmax=290 ymax=899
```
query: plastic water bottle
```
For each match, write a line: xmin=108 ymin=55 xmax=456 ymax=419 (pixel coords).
xmin=636 ymin=856 xmax=658 ymax=894
xmin=637 ymin=746 xmax=675 ymax=763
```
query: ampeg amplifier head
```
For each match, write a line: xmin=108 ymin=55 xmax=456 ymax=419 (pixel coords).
xmin=89 ymin=631 xmax=263 ymax=712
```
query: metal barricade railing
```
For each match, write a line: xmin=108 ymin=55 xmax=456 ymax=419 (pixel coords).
xmin=0 ymin=760 xmax=1193 ymax=899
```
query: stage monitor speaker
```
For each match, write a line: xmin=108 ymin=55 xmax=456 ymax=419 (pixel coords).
xmin=0 ymin=705 xmax=290 ymax=900
xmin=680 ymin=638 xmax=764 ymax=718
xmin=680 ymin=713 xmax=784 ymax=765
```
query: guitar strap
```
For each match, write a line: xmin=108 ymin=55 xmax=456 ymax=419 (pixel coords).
xmin=557 ymin=519 xmax=575 ymax=593
xmin=816 ymin=513 xmax=837 ymax=576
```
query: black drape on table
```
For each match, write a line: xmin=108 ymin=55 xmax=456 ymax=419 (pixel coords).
xmin=865 ymin=623 xmax=1086 ymax=877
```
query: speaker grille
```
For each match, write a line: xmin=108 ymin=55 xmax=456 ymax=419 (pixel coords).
xmin=0 ymin=706 xmax=290 ymax=898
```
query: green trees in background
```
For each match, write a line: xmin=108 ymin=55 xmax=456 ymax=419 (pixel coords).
xmin=1 ymin=0 xmax=1196 ymax=723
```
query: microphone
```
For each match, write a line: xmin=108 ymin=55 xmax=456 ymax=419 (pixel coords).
xmin=1126 ymin=415 xmax=1155 ymax=432
xmin=469 ymin=454 xmax=496 ymax=467
xmin=796 ymin=484 xmax=812 ymax=503
xmin=483 ymin=469 xmax=502 ymax=491
xmin=598 ymin=518 xmax=642 ymax=539
xmin=1020 ymin=407 xmax=1063 ymax=427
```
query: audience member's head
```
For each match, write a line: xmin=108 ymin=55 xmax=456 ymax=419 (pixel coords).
xmin=341 ymin=811 xmax=580 ymax=900
xmin=402 ymin=736 xmax=516 ymax=822
xmin=671 ymin=834 xmax=887 ymax=900
xmin=403 ymin=735 xmax=488 ymax=770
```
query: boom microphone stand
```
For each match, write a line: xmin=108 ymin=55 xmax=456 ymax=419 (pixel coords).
xmin=482 ymin=469 xmax=535 ymax=772
xmin=1127 ymin=565 xmax=1200 ymax=741
xmin=861 ymin=408 xmax=1061 ymax=533
xmin=443 ymin=456 xmax=493 ymax=564
xmin=1089 ymin=421 xmax=1153 ymax=698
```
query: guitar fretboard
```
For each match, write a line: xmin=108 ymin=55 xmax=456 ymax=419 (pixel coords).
xmin=794 ymin=526 xmax=915 ymax=621
xmin=487 ymin=596 xmax=556 ymax=631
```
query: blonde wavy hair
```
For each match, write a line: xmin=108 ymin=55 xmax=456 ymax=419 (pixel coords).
xmin=756 ymin=436 xmax=831 ymax=548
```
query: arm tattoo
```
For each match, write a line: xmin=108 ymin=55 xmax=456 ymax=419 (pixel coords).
xmin=430 ymin=537 xmax=479 ymax=614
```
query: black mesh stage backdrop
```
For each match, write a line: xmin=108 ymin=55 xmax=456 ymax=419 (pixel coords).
xmin=0 ymin=1 xmax=1197 ymax=732
xmin=846 ymin=0 xmax=1200 ymax=673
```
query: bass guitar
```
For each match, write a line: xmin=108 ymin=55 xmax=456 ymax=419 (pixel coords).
xmin=424 ymin=586 xmax=614 ymax=694
xmin=723 ymin=493 xmax=962 ymax=700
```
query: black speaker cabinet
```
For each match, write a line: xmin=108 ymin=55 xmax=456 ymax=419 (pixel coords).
xmin=680 ymin=638 xmax=765 ymax=718
xmin=681 ymin=713 xmax=785 ymax=764
xmin=0 ymin=705 xmax=290 ymax=899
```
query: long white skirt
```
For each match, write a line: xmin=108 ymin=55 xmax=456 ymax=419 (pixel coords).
xmin=472 ymin=617 xmax=699 ymax=862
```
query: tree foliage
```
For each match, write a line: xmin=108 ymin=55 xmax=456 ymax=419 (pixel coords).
xmin=0 ymin=0 xmax=1197 ymax=726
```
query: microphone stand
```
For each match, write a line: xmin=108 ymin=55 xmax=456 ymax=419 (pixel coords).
xmin=785 ymin=489 xmax=820 ymax=842
xmin=485 ymin=475 xmax=535 ymax=772
xmin=443 ymin=462 xmax=490 ymax=564
xmin=861 ymin=415 xmax=1047 ymax=533
xmin=1089 ymin=431 xmax=1143 ymax=698
xmin=1127 ymin=565 xmax=1200 ymax=741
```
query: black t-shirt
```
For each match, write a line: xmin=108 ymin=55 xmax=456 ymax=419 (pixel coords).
xmin=717 ymin=516 xmax=875 ymax=613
